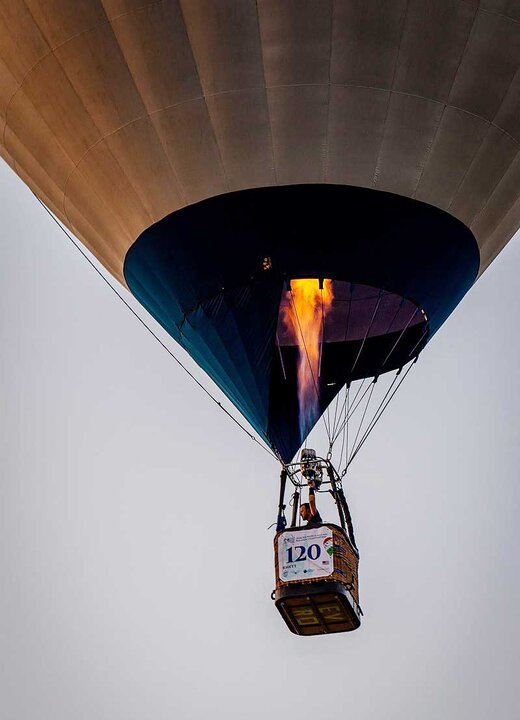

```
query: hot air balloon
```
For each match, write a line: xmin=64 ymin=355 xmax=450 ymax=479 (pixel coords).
xmin=1 ymin=1 xmax=519 ymax=635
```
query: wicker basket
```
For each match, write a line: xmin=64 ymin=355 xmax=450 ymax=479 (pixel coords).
xmin=274 ymin=523 xmax=359 ymax=601
xmin=273 ymin=523 xmax=361 ymax=635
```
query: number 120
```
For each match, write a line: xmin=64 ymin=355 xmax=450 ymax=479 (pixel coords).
xmin=286 ymin=544 xmax=321 ymax=563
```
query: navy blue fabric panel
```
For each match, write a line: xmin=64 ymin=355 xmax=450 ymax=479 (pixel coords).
xmin=125 ymin=234 xmax=282 ymax=440
xmin=178 ymin=286 xmax=277 ymax=437
xmin=123 ymin=185 xmax=480 ymax=462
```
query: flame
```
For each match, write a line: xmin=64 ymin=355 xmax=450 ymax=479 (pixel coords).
xmin=281 ymin=279 xmax=334 ymax=438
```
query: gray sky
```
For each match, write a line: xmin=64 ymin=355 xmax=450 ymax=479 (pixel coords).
xmin=1 ymin=159 xmax=519 ymax=720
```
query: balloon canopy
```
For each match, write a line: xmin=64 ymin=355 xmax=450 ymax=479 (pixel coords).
xmin=0 ymin=1 xmax=518 ymax=461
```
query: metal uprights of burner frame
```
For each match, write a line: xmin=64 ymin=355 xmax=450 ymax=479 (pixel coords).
xmin=275 ymin=451 xmax=358 ymax=555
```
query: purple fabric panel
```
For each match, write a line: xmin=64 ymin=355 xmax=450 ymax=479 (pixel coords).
xmin=277 ymin=280 xmax=423 ymax=345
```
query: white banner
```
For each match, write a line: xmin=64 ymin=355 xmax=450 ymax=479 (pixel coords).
xmin=278 ymin=527 xmax=334 ymax=582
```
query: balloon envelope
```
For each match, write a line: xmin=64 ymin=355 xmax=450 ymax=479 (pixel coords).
xmin=0 ymin=1 xmax=518 ymax=460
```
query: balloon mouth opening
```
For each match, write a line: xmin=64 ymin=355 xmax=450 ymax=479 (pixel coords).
xmin=276 ymin=278 xmax=427 ymax=440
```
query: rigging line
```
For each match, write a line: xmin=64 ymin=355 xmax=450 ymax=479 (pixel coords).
xmin=328 ymin=384 xmax=343 ymax=460
xmin=345 ymin=385 xmax=350 ymax=471
xmin=320 ymin=286 xmax=331 ymax=433
xmin=407 ymin=326 xmax=429 ymax=359
xmin=319 ymin=285 xmax=326 ymax=379
xmin=343 ymin=282 xmax=354 ymax=342
xmin=347 ymin=378 xmax=377 ymax=465
xmin=276 ymin=333 xmax=287 ymax=381
xmin=338 ymin=385 xmax=349 ymax=472
xmin=330 ymin=282 xmax=354 ymax=443
xmin=330 ymin=377 xmax=367 ymax=445
xmin=331 ymin=389 xmax=341 ymax=445
xmin=350 ymin=289 xmax=384 ymax=376
xmin=383 ymin=296 xmax=405 ymax=336
xmin=345 ymin=370 xmax=401 ymax=467
xmin=380 ymin=306 xmax=419 ymax=370
xmin=351 ymin=289 xmax=383 ymax=375
xmin=331 ymin=378 xmax=372 ymax=446
xmin=345 ymin=360 xmax=416 ymax=470
xmin=289 ymin=287 xmax=332 ymax=442
xmin=35 ymin=196 xmax=279 ymax=462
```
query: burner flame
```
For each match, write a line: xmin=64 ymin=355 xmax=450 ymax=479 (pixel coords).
xmin=281 ymin=279 xmax=334 ymax=439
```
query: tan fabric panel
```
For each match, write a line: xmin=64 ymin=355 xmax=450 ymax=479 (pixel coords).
xmin=101 ymin=116 xmax=184 ymax=222
xmin=393 ymin=0 xmax=477 ymax=102
xmin=471 ymin=150 xmax=520 ymax=243
xmin=109 ymin=1 xmax=202 ymax=113
xmin=6 ymin=134 xmax=120 ymax=279
xmin=5 ymin=92 xmax=76 ymax=192
xmin=494 ymin=69 xmax=520 ymax=143
xmin=331 ymin=0 xmax=408 ymax=89
xmin=0 ymin=1 xmax=50 ymax=82
xmin=415 ymin=106 xmax=490 ymax=210
xmin=5 ymin=128 xmax=68 ymax=222
xmin=64 ymin=145 xmax=143 ymax=279
xmin=179 ymin=0 xmax=264 ymax=94
xmin=7 ymin=53 xmax=101 ymax=166
xmin=0 ymin=138 xmax=15 ymax=170
xmin=258 ymin=0 xmax=332 ymax=87
xmin=24 ymin=0 xmax=108 ymax=46
xmin=327 ymin=85 xmax=388 ymax=187
xmin=150 ymin=99 xmax=227 ymax=203
xmin=205 ymin=89 xmax=275 ymax=191
xmin=374 ymin=93 xmax=444 ymax=197
xmin=0 ymin=0 xmax=519 ymax=286
xmin=268 ymin=85 xmax=328 ymax=185
xmin=66 ymin=137 xmax=151 ymax=237
xmin=478 ymin=195 xmax=520 ymax=270
xmin=480 ymin=1 xmax=520 ymax=22
xmin=101 ymin=0 xmax=163 ymax=18
xmin=64 ymin=194 xmax=128 ymax=280
xmin=449 ymin=125 xmax=519 ymax=226
xmin=0 ymin=56 xmax=23 ymax=125
xmin=449 ymin=10 xmax=520 ymax=121
xmin=53 ymin=23 xmax=146 ymax=137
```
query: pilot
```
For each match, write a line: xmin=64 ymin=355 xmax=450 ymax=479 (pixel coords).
xmin=300 ymin=481 xmax=323 ymax=527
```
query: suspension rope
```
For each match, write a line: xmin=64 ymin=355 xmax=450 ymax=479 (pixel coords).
xmin=343 ymin=282 xmax=354 ymax=341
xmin=329 ymin=388 xmax=346 ymax=442
xmin=345 ymin=359 xmax=417 ymax=471
xmin=330 ymin=296 xmax=423 ymax=462
xmin=350 ymin=289 xmax=384 ymax=375
xmin=347 ymin=378 xmax=377 ymax=466
xmin=35 ymin=196 xmax=280 ymax=462
xmin=408 ymin=326 xmax=429 ymax=359
xmin=321 ymin=285 xmax=332 ymax=434
xmin=380 ymin=307 xmax=419 ymax=370
xmin=276 ymin=333 xmax=287 ymax=381
xmin=330 ymin=377 xmax=367 ymax=444
xmin=341 ymin=372 xmax=399 ymax=473
xmin=331 ymin=378 xmax=373 ymax=446
xmin=338 ymin=385 xmax=349 ymax=471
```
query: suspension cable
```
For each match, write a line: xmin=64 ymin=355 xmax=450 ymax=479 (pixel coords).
xmin=350 ymin=290 xmax=383 ymax=375
xmin=330 ymin=377 xmax=367 ymax=444
xmin=380 ymin=307 xmax=419 ymax=370
xmin=347 ymin=378 xmax=377 ymax=466
xmin=331 ymin=378 xmax=374 ymax=446
xmin=35 ymin=196 xmax=280 ymax=462
xmin=345 ymin=359 xmax=417 ymax=470
xmin=343 ymin=385 xmax=350 ymax=470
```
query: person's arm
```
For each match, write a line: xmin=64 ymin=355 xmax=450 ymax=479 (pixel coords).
xmin=308 ymin=485 xmax=318 ymax=516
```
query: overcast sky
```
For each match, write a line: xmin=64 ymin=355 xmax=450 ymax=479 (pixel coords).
xmin=1 ymin=158 xmax=519 ymax=720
